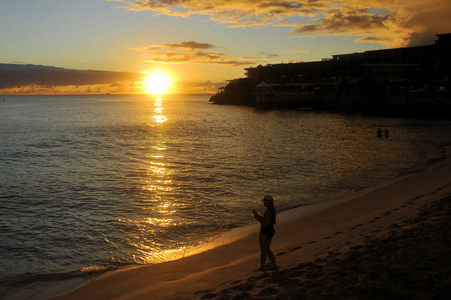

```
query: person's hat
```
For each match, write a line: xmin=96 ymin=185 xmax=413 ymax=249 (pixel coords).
xmin=263 ymin=195 xmax=274 ymax=202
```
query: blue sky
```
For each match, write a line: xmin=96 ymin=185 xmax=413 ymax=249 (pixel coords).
xmin=0 ymin=0 xmax=450 ymax=94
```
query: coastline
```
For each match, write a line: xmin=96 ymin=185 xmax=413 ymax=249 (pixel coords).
xmin=48 ymin=145 xmax=451 ymax=299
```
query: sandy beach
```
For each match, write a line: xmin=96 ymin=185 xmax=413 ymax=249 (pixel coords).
xmin=51 ymin=146 xmax=451 ymax=300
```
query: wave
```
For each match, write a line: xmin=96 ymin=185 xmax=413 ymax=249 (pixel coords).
xmin=0 ymin=262 xmax=136 ymax=300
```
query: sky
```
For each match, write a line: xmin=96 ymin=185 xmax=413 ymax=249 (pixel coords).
xmin=0 ymin=0 xmax=450 ymax=94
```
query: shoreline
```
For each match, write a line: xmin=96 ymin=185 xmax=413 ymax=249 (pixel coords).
xmin=47 ymin=145 xmax=451 ymax=300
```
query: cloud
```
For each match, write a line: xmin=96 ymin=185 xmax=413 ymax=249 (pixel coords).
xmin=403 ymin=0 xmax=451 ymax=46
xmin=355 ymin=36 xmax=393 ymax=44
xmin=112 ymin=0 xmax=322 ymax=26
xmin=110 ymin=0 xmax=451 ymax=47
xmin=144 ymin=51 xmax=261 ymax=66
xmin=0 ymin=63 xmax=141 ymax=90
xmin=0 ymin=83 xmax=136 ymax=95
xmin=128 ymin=41 xmax=214 ymax=52
xmin=176 ymin=80 xmax=225 ymax=93
xmin=291 ymin=9 xmax=389 ymax=34
xmin=259 ymin=52 xmax=279 ymax=59
xmin=287 ymin=2 xmax=449 ymax=47
xmin=0 ymin=63 xmax=226 ymax=95
xmin=128 ymin=41 xmax=263 ymax=66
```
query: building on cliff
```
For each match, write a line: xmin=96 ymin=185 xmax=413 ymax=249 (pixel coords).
xmin=246 ymin=33 xmax=450 ymax=84
xmin=244 ymin=33 xmax=451 ymax=109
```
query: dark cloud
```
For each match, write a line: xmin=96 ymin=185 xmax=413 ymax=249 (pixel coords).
xmin=358 ymin=36 xmax=390 ymax=43
xmin=259 ymin=52 xmax=279 ymax=59
xmin=0 ymin=64 xmax=141 ymax=89
xmin=408 ymin=31 xmax=441 ymax=47
xmin=355 ymin=35 xmax=394 ymax=45
xmin=129 ymin=41 xmax=215 ymax=51
xmin=291 ymin=10 xmax=389 ymax=34
xmin=404 ymin=2 xmax=451 ymax=47
xmin=292 ymin=24 xmax=318 ymax=33
xmin=165 ymin=41 xmax=214 ymax=50
xmin=258 ymin=2 xmax=302 ymax=9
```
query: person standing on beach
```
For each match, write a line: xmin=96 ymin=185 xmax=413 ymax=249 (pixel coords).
xmin=252 ymin=195 xmax=278 ymax=271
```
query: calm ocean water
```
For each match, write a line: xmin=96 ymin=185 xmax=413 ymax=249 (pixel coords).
xmin=1 ymin=94 xmax=451 ymax=299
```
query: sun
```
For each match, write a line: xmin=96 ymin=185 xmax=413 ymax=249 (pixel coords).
xmin=142 ymin=72 xmax=173 ymax=95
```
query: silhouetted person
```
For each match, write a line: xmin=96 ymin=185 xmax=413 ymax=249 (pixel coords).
xmin=385 ymin=128 xmax=389 ymax=138
xmin=377 ymin=128 xmax=383 ymax=138
xmin=253 ymin=195 xmax=278 ymax=271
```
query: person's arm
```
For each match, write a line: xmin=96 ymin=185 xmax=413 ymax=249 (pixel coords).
xmin=252 ymin=209 xmax=263 ymax=223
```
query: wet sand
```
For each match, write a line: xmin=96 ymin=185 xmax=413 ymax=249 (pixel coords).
xmin=51 ymin=146 xmax=451 ymax=300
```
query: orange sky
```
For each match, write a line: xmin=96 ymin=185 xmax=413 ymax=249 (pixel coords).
xmin=0 ymin=0 xmax=450 ymax=94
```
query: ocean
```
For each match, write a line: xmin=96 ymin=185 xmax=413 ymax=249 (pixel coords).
xmin=1 ymin=94 xmax=451 ymax=299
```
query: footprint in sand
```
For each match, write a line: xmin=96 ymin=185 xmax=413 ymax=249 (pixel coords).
xmin=200 ymin=292 xmax=216 ymax=299
xmin=259 ymin=287 xmax=278 ymax=296
xmin=247 ymin=273 xmax=269 ymax=282
xmin=349 ymin=245 xmax=363 ymax=250
xmin=231 ymin=282 xmax=254 ymax=292
xmin=289 ymin=246 xmax=302 ymax=252
xmin=349 ymin=224 xmax=363 ymax=231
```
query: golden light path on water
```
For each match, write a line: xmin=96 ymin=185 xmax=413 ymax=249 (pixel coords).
xmin=153 ymin=98 xmax=168 ymax=124
xmin=122 ymin=95 xmax=194 ymax=264
xmin=127 ymin=96 xmax=253 ymax=264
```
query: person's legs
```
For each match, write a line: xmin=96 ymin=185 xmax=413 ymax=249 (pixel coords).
xmin=259 ymin=233 xmax=277 ymax=270
xmin=259 ymin=232 xmax=268 ymax=269
xmin=266 ymin=238 xmax=277 ymax=269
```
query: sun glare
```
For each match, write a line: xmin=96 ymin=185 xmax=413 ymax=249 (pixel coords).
xmin=143 ymin=72 xmax=173 ymax=95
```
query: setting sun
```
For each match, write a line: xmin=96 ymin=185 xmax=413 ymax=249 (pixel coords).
xmin=142 ymin=72 xmax=173 ymax=95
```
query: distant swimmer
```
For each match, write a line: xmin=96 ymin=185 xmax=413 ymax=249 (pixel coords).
xmin=253 ymin=195 xmax=278 ymax=272
xmin=377 ymin=128 xmax=383 ymax=138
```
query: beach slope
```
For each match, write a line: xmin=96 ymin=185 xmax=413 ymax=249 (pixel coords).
xmin=52 ymin=147 xmax=451 ymax=300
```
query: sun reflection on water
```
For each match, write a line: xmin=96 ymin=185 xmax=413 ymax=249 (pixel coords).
xmin=125 ymin=95 xmax=185 ymax=264
xmin=118 ymin=96 xmax=215 ymax=265
xmin=153 ymin=97 xmax=168 ymax=124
